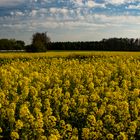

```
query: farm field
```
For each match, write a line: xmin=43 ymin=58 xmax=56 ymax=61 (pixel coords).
xmin=0 ymin=52 xmax=140 ymax=139
xmin=1 ymin=51 xmax=140 ymax=58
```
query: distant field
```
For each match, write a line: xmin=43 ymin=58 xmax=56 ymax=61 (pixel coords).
xmin=0 ymin=51 xmax=140 ymax=58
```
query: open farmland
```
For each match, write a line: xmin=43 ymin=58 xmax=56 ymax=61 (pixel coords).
xmin=0 ymin=52 xmax=140 ymax=139
xmin=1 ymin=51 xmax=140 ymax=58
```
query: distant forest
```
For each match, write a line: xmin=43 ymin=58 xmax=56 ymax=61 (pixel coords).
xmin=0 ymin=36 xmax=140 ymax=52
xmin=48 ymin=38 xmax=140 ymax=51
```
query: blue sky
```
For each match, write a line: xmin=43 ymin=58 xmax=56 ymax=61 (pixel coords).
xmin=0 ymin=0 xmax=140 ymax=44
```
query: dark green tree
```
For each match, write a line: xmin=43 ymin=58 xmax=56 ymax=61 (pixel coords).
xmin=31 ymin=32 xmax=51 ymax=52
xmin=0 ymin=39 xmax=25 ymax=50
xmin=16 ymin=40 xmax=25 ymax=50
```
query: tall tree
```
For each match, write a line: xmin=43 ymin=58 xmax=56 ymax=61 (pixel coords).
xmin=31 ymin=32 xmax=51 ymax=52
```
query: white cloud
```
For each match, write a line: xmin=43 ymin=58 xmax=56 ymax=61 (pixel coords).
xmin=31 ymin=10 xmax=38 ymax=16
xmin=71 ymin=0 xmax=84 ymax=7
xmin=50 ymin=7 xmax=57 ymax=14
xmin=33 ymin=19 xmax=105 ymax=31
xmin=16 ymin=11 xmax=25 ymax=16
xmin=0 ymin=0 xmax=26 ymax=7
xmin=93 ymin=14 xmax=140 ymax=26
xmin=86 ymin=1 xmax=106 ymax=8
xmin=24 ymin=13 xmax=140 ymax=31
xmin=105 ymin=0 xmax=140 ymax=5
xmin=127 ymin=4 xmax=140 ymax=9
xmin=105 ymin=0 xmax=127 ymax=5
xmin=10 ymin=10 xmax=27 ymax=17
xmin=71 ymin=0 xmax=105 ymax=8
xmin=86 ymin=1 xmax=95 ymax=8
xmin=50 ymin=7 xmax=69 ymax=16
xmin=2 ymin=23 xmax=25 ymax=29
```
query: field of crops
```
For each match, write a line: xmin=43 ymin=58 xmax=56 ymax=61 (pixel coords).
xmin=0 ymin=52 xmax=140 ymax=139
xmin=1 ymin=51 xmax=140 ymax=58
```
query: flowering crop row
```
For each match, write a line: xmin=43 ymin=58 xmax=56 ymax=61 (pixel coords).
xmin=0 ymin=55 xmax=140 ymax=139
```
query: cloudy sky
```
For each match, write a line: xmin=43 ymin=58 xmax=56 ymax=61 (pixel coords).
xmin=0 ymin=0 xmax=140 ymax=44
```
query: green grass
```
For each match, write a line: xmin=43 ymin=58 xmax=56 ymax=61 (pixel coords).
xmin=0 ymin=51 xmax=140 ymax=58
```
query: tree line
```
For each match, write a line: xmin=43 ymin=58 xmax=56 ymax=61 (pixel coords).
xmin=48 ymin=38 xmax=140 ymax=51
xmin=0 ymin=32 xmax=140 ymax=52
xmin=0 ymin=39 xmax=25 ymax=51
